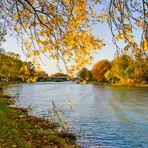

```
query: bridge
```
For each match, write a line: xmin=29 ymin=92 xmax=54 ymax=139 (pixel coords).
xmin=38 ymin=76 xmax=68 ymax=82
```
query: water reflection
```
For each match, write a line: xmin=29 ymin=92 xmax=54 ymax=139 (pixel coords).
xmin=4 ymin=82 xmax=148 ymax=148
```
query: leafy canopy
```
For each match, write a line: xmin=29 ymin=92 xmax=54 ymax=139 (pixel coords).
xmin=0 ymin=0 xmax=105 ymax=75
xmin=92 ymin=60 xmax=110 ymax=81
xmin=0 ymin=0 xmax=147 ymax=75
xmin=107 ymin=0 xmax=148 ymax=60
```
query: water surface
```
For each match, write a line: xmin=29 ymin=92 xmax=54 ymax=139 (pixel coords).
xmin=4 ymin=82 xmax=148 ymax=148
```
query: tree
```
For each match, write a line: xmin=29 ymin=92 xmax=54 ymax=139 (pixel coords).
xmin=132 ymin=58 xmax=148 ymax=83
xmin=107 ymin=0 xmax=148 ymax=60
xmin=0 ymin=51 xmax=22 ymax=81
xmin=78 ymin=68 xmax=92 ymax=81
xmin=103 ymin=54 xmax=148 ymax=84
xmin=0 ymin=0 xmax=147 ymax=76
xmin=108 ymin=54 xmax=134 ymax=83
xmin=51 ymin=73 xmax=68 ymax=77
xmin=37 ymin=71 xmax=48 ymax=80
xmin=0 ymin=0 xmax=105 ymax=74
xmin=92 ymin=60 xmax=110 ymax=81
xmin=19 ymin=62 xmax=38 ymax=83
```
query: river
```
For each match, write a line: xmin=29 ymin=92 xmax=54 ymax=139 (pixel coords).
xmin=4 ymin=82 xmax=148 ymax=148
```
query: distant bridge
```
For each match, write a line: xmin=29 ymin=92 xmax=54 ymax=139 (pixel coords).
xmin=38 ymin=76 xmax=68 ymax=82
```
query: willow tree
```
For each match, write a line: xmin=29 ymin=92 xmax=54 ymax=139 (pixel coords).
xmin=107 ymin=0 xmax=148 ymax=60
xmin=0 ymin=0 xmax=105 ymax=75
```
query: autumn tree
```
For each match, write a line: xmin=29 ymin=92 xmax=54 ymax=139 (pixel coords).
xmin=0 ymin=0 xmax=105 ymax=75
xmin=0 ymin=51 xmax=22 ymax=81
xmin=132 ymin=58 xmax=148 ymax=83
xmin=107 ymin=0 xmax=148 ymax=60
xmin=0 ymin=50 xmax=48 ymax=82
xmin=92 ymin=60 xmax=110 ymax=82
xmin=19 ymin=62 xmax=38 ymax=83
xmin=105 ymin=54 xmax=134 ymax=83
xmin=104 ymin=54 xmax=148 ymax=84
xmin=0 ymin=0 xmax=147 ymax=77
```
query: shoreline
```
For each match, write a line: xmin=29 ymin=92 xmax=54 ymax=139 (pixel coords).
xmin=0 ymin=87 xmax=79 ymax=148
xmin=86 ymin=81 xmax=148 ymax=87
xmin=1 ymin=81 xmax=148 ymax=88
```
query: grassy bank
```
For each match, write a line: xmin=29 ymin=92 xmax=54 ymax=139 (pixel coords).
xmin=0 ymin=89 xmax=79 ymax=148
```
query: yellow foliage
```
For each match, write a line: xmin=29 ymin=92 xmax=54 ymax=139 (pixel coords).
xmin=64 ymin=0 xmax=71 ymax=3
xmin=29 ymin=35 xmax=33 ymax=40
xmin=141 ymin=40 xmax=148 ymax=50
xmin=39 ymin=15 xmax=47 ymax=24
xmin=19 ymin=63 xmax=38 ymax=83
xmin=3 ymin=0 xmax=106 ymax=75
xmin=81 ymin=80 xmax=87 ymax=84
xmin=116 ymin=33 xmax=124 ymax=41
xmin=41 ymin=46 xmax=50 ymax=53
xmin=13 ymin=12 xmax=18 ymax=20
xmin=24 ymin=41 xmax=30 ymax=47
xmin=128 ymin=35 xmax=134 ymax=43
xmin=22 ymin=22 xmax=28 ymax=30
xmin=14 ymin=26 xmax=19 ymax=32
xmin=135 ymin=20 xmax=144 ymax=29
xmin=33 ymin=50 xmax=40 ymax=56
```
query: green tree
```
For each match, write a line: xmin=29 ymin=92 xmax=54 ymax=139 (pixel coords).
xmin=0 ymin=51 xmax=23 ymax=81
xmin=108 ymin=54 xmax=134 ymax=83
xmin=78 ymin=68 xmax=92 ymax=81
xmin=51 ymin=73 xmax=68 ymax=77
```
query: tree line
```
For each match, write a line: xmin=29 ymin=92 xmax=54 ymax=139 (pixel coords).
xmin=78 ymin=54 xmax=148 ymax=85
xmin=0 ymin=50 xmax=48 ymax=83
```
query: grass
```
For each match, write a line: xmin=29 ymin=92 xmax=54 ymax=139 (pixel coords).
xmin=0 ymin=90 xmax=79 ymax=148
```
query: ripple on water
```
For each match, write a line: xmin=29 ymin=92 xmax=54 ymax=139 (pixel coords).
xmin=4 ymin=82 xmax=148 ymax=148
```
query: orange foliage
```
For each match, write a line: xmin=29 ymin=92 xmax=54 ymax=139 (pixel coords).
xmin=92 ymin=60 xmax=110 ymax=81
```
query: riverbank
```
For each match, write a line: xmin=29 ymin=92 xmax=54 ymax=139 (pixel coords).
xmin=87 ymin=81 xmax=148 ymax=87
xmin=0 ymin=88 xmax=79 ymax=148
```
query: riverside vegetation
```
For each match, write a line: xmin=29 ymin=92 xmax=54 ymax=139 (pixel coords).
xmin=0 ymin=85 xmax=79 ymax=148
xmin=78 ymin=54 xmax=148 ymax=86
xmin=0 ymin=50 xmax=147 ymax=86
xmin=0 ymin=50 xmax=48 ymax=83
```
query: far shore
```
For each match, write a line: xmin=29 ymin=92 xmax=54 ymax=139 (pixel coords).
xmin=1 ymin=80 xmax=148 ymax=88
xmin=85 ymin=81 xmax=148 ymax=87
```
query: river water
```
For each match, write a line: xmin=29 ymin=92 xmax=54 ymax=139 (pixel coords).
xmin=4 ymin=82 xmax=148 ymax=148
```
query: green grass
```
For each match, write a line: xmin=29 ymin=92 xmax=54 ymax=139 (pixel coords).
xmin=0 ymin=94 xmax=79 ymax=148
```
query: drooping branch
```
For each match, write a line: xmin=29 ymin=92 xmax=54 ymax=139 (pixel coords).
xmin=108 ymin=0 xmax=148 ymax=60
xmin=0 ymin=0 xmax=104 ymax=74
